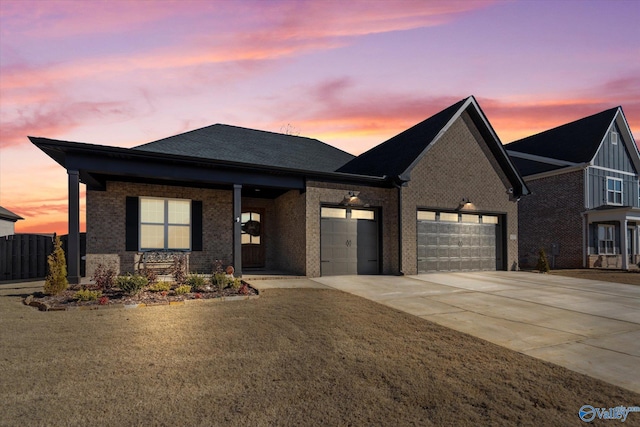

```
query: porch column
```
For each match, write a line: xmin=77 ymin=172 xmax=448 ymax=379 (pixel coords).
xmin=233 ymin=184 xmax=242 ymax=276
xmin=621 ymin=218 xmax=629 ymax=270
xmin=68 ymin=170 xmax=81 ymax=284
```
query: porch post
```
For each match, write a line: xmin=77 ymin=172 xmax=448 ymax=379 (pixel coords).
xmin=68 ymin=169 xmax=81 ymax=284
xmin=621 ymin=218 xmax=629 ymax=270
xmin=233 ymin=184 xmax=242 ymax=277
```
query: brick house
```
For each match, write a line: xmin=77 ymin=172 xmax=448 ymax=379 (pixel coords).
xmin=31 ymin=96 xmax=528 ymax=283
xmin=506 ymin=106 xmax=640 ymax=270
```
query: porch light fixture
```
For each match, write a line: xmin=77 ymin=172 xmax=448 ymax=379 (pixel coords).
xmin=457 ymin=197 xmax=473 ymax=210
xmin=342 ymin=191 xmax=362 ymax=206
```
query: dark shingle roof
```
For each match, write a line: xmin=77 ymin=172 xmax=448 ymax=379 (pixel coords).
xmin=0 ymin=206 xmax=23 ymax=222
xmin=337 ymin=98 xmax=467 ymax=178
xmin=508 ymin=157 xmax=566 ymax=176
xmin=505 ymin=107 xmax=619 ymax=163
xmin=134 ymin=124 xmax=355 ymax=173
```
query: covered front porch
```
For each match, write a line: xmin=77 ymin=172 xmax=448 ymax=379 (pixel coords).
xmin=584 ymin=206 xmax=640 ymax=270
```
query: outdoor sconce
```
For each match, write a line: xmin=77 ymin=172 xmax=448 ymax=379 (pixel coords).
xmin=457 ymin=197 xmax=473 ymax=210
xmin=342 ymin=191 xmax=362 ymax=206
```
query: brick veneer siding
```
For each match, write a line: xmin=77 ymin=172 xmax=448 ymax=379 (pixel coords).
xmin=305 ymin=181 xmax=398 ymax=278
xmin=517 ymin=170 xmax=585 ymax=269
xmin=86 ymin=181 xmax=233 ymax=278
xmin=400 ymin=112 xmax=519 ymax=275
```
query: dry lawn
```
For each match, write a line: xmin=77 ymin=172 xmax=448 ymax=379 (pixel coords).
xmin=550 ymin=269 xmax=640 ymax=286
xmin=1 ymin=281 xmax=638 ymax=427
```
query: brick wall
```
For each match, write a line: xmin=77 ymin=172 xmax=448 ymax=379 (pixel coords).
xmin=86 ymin=181 xmax=232 ymax=278
xmin=305 ymin=181 xmax=398 ymax=277
xmin=517 ymin=170 xmax=584 ymax=269
xmin=400 ymin=112 xmax=519 ymax=274
xmin=273 ymin=190 xmax=306 ymax=275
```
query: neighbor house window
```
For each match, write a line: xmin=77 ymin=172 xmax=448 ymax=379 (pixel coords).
xmin=606 ymin=177 xmax=623 ymax=205
xmin=140 ymin=198 xmax=191 ymax=250
xmin=611 ymin=131 xmax=618 ymax=145
xmin=597 ymin=224 xmax=616 ymax=255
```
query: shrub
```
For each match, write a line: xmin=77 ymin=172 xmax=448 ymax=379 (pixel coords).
xmin=536 ymin=248 xmax=550 ymax=273
xmin=212 ymin=273 xmax=228 ymax=292
xmin=44 ymin=235 xmax=68 ymax=296
xmin=98 ymin=296 xmax=109 ymax=305
xmin=172 ymin=254 xmax=188 ymax=284
xmin=74 ymin=289 xmax=102 ymax=301
xmin=148 ymin=282 xmax=171 ymax=292
xmin=229 ymin=277 xmax=242 ymax=290
xmin=186 ymin=273 xmax=207 ymax=291
xmin=117 ymin=274 xmax=148 ymax=295
xmin=174 ymin=284 xmax=192 ymax=295
xmin=91 ymin=262 xmax=117 ymax=291
xmin=238 ymin=282 xmax=250 ymax=295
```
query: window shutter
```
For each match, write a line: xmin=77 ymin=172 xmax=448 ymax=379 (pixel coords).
xmin=192 ymin=200 xmax=203 ymax=251
xmin=125 ymin=196 xmax=139 ymax=251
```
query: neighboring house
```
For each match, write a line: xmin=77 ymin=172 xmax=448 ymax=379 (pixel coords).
xmin=506 ymin=107 xmax=640 ymax=270
xmin=0 ymin=206 xmax=23 ymax=237
xmin=30 ymin=96 xmax=528 ymax=284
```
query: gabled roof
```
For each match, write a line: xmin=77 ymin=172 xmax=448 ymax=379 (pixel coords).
xmin=506 ymin=106 xmax=640 ymax=178
xmin=0 ymin=206 xmax=23 ymax=222
xmin=337 ymin=98 xmax=466 ymax=178
xmin=505 ymin=108 xmax=619 ymax=163
xmin=134 ymin=124 xmax=354 ymax=173
xmin=337 ymin=96 xmax=529 ymax=197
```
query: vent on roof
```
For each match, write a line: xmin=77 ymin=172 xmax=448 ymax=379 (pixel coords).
xmin=611 ymin=131 xmax=618 ymax=145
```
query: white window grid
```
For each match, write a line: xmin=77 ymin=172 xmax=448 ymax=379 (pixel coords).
xmin=606 ymin=177 xmax=623 ymax=205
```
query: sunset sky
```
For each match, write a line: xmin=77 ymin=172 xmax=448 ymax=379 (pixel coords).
xmin=1 ymin=0 xmax=639 ymax=235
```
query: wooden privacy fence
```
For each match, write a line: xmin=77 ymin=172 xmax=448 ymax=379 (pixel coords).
xmin=0 ymin=233 xmax=86 ymax=282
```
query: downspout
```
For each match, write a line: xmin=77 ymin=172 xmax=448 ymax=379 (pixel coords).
xmin=393 ymin=176 xmax=407 ymax=275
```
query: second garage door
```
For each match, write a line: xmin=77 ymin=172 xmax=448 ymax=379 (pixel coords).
xmin=417 ymin=210 xmax=503 ymax=273
xmin=320 ymin=207 xmax=379 ymax=276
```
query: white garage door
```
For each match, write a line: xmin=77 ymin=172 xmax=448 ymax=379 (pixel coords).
xmin=417 ymin=211 xmax=503 ymax=273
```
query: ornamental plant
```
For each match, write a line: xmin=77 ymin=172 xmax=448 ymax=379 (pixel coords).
xmin=74 ymin=289 xmax=102 ymax=301
xmin=91 ymin=262 xmax=117 ymax=291
xmin=44 ymin=235 xmax=68 ymax=296
xmin=536 ymin=248 xmax=550 ymax=273
xmin=186 ymin=273 xmax=207 ymax=291
xmin=117 ymin=274 xmax=148 ymax=295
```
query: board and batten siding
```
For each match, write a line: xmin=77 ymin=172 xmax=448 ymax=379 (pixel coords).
xmin=586 ymin=125 xmax=640 ymax=209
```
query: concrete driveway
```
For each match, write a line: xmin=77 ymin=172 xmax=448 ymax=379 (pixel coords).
xmin=311 ymin=271 xmax=640 ymax=394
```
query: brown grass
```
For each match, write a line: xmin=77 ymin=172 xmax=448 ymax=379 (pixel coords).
xmin=549 ymin=269 xmax=640 ymax=286
xmin=0 ymin=281 xmax=638 ymax=426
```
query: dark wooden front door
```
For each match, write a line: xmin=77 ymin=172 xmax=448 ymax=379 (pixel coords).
xmin=241 ymin=209 xmax=265 ymax=268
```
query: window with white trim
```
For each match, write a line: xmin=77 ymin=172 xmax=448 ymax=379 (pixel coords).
xmin=606 ymin=177 xmax=623 ymax=205
xmin=611 ymin=131 xmax=618 ymax=145
xmin=597 ymin=224 xmax=616 ymax=255
xmin=140 ymin=197 xmax=191 ymax=250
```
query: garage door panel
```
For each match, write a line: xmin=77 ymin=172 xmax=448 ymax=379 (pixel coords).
xmin=417 ymin=211 xmax=503 ymax=273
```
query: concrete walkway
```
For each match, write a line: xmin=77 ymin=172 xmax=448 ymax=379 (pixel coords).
xmin=309 ymin=271 xmax=640 ymax=394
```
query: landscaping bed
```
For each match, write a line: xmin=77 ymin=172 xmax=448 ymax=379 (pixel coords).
xmin=24 ymin=281 xmax=258 ymax=311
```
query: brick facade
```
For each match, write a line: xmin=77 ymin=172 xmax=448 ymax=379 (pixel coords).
xmin=517 ymin=170 xmax=585 ymax=269
xmin=305 ymin=181 xmax=398 ymax=278
xmin=86 ymin=181 xmax=233 ymax=278
xmin=400 ymin=112 xmax=519 ymax=274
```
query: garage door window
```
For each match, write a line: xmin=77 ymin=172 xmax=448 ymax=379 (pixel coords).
xmin=321 ymin=207 xmax=347 ymax=218
xmin=461 ymin=214 xmax=479 ymax=223
xmin=439 ymin=212 xmax=459 ymax=222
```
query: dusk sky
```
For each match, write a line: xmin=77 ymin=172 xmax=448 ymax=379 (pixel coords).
xmin=1 ymin=0 xmax=638 ymax=235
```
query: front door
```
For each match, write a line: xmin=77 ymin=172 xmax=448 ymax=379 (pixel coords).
xmin=241 ymin=209 xmax=265 ymax=268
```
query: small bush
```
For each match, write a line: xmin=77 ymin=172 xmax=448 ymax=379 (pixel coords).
xmin=74 ymin=289 xmax=102 ymax=301
xmin=212 ymin=273 xmax=228 ymax=292
xmin=536 ymin=248 xmax=550 ymax=273
xmin=44 ymin=235 xmax=68 ymax=296
xmin=91 ymin=262 xmax=117 ymax=291
xmin=229 ymin=277 xmax=242 ymax=290
xmin=98 ymin=296 xmax=109 ymax=305
xmin=174 ymin=284 xmax=192 ymax=295
xmin=117 ymin=274 xmax=148 ymax=295
xmin=187 ymin=273 xmax=207 ymax=291
xmin=148 ymin=282 xmax=171 ymax=292
xmin=238 ymin=282 xmax=249 ymax=295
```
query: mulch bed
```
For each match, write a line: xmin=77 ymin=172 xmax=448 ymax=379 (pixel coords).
xmin=24 ymin=282 xmax=259 ymax=311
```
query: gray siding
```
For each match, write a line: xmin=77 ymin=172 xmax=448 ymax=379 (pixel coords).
xmin=587 ymin=124 xmax=640 ymax=209
xmin=586 ymin=168 xmax=639 ymax=208
xmin=593 ymin=124 xmax=636 ymax=173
